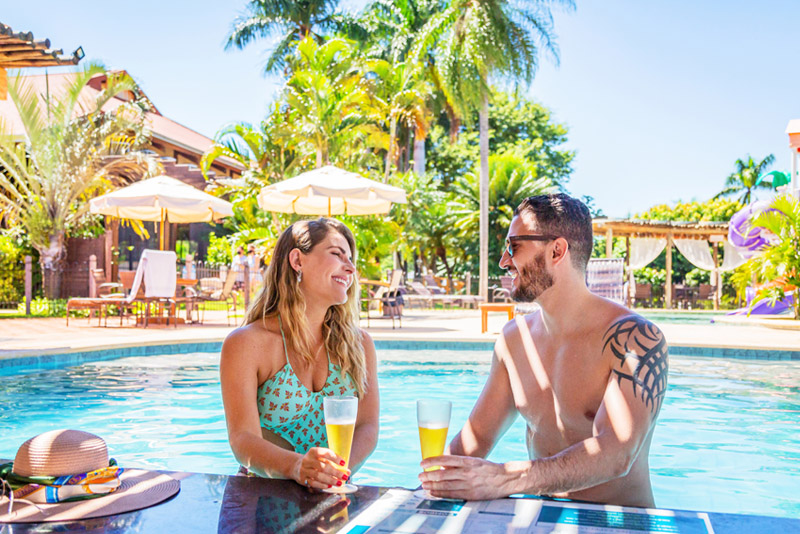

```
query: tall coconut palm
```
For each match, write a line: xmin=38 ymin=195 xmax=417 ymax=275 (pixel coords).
xmin=0 ymin=64 xmax=159 ymax=297
xmin=714 ymin=154 xmax=777 ymax=205
xmin=414 ymin=0 xmax=572 ymax=299
xmin=226 ymin=0 xmax=343 ymax=74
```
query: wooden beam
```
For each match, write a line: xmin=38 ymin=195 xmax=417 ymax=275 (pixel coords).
xmin=711 ymin=244 xmax=720 ymax=311
xmin=0 ymin=58 xmax=74 ymax=68
xmin=593 ymin=222 xmax=728 ymax=238
xmin=665 ymin=233 xmax=673 ymax=309
xmin=605 ymin=227 xmax=613 ymax=258
xmin=0 ymin=68 xmax=6 ymax=100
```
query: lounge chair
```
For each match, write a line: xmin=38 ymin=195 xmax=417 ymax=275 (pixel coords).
xmin=197 ymin=269 xmax=239 ymax=326
xmin=407 ymin=280 xmax=461 ymax=309
xmin=65 ymin=269 xmax=124 ymax=325
xmin=66 ymin=259 xmax=146 ymax=327
xmin=363 ymin=270 xmax=403 ymax=329
xmin=491 ymin=275 xmax=513 ymax=303
xmin=586 ymin=258 xmax=625 ymax=305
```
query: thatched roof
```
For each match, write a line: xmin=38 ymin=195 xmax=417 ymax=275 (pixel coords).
xmin=593 ymin=218 xmax=729 ymax=239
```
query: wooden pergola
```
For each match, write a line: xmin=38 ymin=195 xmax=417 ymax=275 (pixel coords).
xmin=592 ymin=218 xmax=730 ymax=309
xmin=0 ymin=22 xmax=83 ymax=99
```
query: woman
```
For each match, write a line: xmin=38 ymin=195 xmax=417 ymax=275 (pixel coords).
xmin=220 ymin=218 xmax=379 ymax=490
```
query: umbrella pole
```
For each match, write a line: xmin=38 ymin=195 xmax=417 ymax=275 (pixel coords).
xmin=328 ymin=198 xmax=331 ymax=218
xmin=159 ymin=208 xmax=165 ymax=250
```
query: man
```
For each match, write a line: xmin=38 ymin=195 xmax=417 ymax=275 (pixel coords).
xmin=419 ymin=194 xmax=668 ymax=507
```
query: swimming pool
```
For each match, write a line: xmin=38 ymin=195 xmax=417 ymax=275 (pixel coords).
xmin=1 ymin=349 xmax=798 ymax=520
xmin=639 ymin=311 xmax=722 ymax=325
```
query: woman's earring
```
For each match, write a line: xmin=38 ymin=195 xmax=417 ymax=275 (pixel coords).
xmin=297 ymin=270 xmax=303 ymax=283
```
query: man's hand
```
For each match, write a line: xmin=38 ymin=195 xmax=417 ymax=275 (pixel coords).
xmin=418 ymin=455 xmax=530 ymax=501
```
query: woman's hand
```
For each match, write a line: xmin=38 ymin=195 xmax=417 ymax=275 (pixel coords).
xmin=291 ymin=447 xmax=351 ymax=491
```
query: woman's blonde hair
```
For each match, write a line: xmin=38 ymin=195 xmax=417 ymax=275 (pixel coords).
xmin=245 ymin=218 xmax=367 ymax=395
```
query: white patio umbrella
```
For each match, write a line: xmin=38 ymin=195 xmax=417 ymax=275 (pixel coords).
xmin=257 ymin=165 xmax=407 ymax=217
xmin=90 ymin=175 xmax=234 ymax=249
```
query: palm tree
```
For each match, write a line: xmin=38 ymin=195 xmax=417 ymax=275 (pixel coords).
xmin=226 ymin=0 xmax=343 ymax=74
xmin=714 ymin=154 xmax=777 ymax=205
xmin=283 ymin=36 xmax=383 ymax=169
xmin=366 ymin=59 xmax=433 ymax=180
xmin=449 ymin=149 xmax=557 ymax=276
xmin=0 ymin=64 xmax=158 ymax=298
xmin=414 ymin=0 xmax=572 ymax=299
xmin=201 ymin=104 xmax=308 ymax=188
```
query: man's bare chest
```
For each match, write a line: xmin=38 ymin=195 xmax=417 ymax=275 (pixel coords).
xmin=504 ymin=341 xmax=610 ymax=434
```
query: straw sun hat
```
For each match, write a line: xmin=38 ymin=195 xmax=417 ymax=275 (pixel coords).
xmin=0 ymin=429 xmax=180 ymax=523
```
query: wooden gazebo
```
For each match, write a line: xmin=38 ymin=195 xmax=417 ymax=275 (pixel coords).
xmin=0 ymin=22 xmax=83 ymax=99
xmin=592 ymin=218 xmax=730 ymax=309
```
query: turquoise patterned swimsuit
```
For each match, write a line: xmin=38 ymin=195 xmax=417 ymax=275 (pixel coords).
xmin=256 ymin=316 xmax=358 ymax=454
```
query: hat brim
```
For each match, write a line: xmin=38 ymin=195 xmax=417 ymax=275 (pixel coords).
xmin=0 ymin=469 xmax=180 ymax=523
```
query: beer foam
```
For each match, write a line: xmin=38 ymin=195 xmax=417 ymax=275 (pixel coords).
xmin=325 ymin=417 xmax=356 ymax=425
xmin=418 ymin=423 xmax=448 ymax=430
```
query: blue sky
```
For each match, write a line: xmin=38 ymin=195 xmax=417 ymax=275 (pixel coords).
xmin=5 ymin=1 xmax=799 ymax=217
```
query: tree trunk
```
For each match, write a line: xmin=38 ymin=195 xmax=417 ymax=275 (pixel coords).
xmin=478 ymin=91 xmax=490 ymax=301
xmin=439 ymin=248 xmax=454 ymax=295
xmin=38 ymin=232 xmax=65 ymax=299
xmin=316 ymin=146 xmax=323 ymax=169
xmin=413 ymin=135 xmax=426 ymax=176
xmin=385 ymin=115 xmax=397 ymax=182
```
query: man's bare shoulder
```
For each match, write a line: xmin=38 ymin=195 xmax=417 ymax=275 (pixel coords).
xmin=601 ymin=312 xmax=669 ymax=415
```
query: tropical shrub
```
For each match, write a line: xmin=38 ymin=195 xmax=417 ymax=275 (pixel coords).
xmin=744 ymin=194 xmax=800 ymax=318
xmin=206 ymin=232 xmax=233 ymax=266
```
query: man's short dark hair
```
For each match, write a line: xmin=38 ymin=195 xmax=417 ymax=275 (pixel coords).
xmin=514 ymin=193 xmax=593 ymax=272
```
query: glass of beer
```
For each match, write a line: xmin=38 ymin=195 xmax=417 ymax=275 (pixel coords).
xmin=417 ymin=399 xmax=451 ymax=471
xmin=323 ymin=396 xmax=358 ymax=494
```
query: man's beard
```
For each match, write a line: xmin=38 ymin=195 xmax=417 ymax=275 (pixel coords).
xmin=512 ymin=251 xmax=554 ymax=303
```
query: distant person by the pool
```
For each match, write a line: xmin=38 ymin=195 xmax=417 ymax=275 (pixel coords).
xmin=220 ymin=218 xmax=379 ymax=491
xmin=419 ymin=193 xmax=669 ymax=507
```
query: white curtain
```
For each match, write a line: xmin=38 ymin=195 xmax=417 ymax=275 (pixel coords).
xmin=629 ymin=238 xmax=667 ymax=269
xmin=673 ymin=239 xmax=716 ymax=271
xmin=720 ymin=240 xmax=747 ymax=271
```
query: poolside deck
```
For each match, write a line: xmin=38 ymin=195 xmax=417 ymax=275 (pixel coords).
xmin=1 ymin=308 xmax=799 ymax=359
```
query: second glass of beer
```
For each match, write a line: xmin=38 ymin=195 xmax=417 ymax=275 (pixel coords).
xmin=417 ymin=399 xmax=452 ymax=471
xmin=323 ymin=396 xmax=358 ymax=494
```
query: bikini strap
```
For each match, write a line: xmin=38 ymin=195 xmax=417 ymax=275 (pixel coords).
xmin=277 ymin=314 xmax=290 ymax=365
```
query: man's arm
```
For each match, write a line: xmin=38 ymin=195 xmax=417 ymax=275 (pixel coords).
xmin=447 ymin=342 xmax=519 ymax=458
xmin=420 ymin=315 xmax=668 ymax=500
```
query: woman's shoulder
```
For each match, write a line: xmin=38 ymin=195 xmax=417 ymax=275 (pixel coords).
xmin=222 ymin=319 xmax=284 ymax=363
xmin=356 ymin=327 xmax=375 ymax=348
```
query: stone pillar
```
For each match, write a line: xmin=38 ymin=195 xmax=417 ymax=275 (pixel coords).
xmin=89 ymin=254 xmax=98 ymax=298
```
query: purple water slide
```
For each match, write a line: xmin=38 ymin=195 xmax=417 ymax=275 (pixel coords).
xmin=727 ymin=286 xmax=793 ymax=315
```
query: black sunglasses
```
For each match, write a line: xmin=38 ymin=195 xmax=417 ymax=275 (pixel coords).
xmin=504 ymin=234 xmax=558 ymax=258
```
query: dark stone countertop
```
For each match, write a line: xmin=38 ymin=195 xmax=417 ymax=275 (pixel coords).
xmin=2 ymin=469 xmax=799 ymax=533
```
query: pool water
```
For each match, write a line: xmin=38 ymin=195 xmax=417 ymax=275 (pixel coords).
xmin=1 ymin=350 xmax=798 ymax=519
xmin=639 ymin=312 xmax=721 ymax=325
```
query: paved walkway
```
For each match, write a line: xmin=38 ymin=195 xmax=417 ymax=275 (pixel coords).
xmin=1 ymin=308 xmax=799 ymax=359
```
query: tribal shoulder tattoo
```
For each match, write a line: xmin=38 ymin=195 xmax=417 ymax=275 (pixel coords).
xmin=602 ymin=315 xmax=668 ymax=414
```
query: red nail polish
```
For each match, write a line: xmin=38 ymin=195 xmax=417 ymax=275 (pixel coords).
xmin=337 ymin=481 xmax=342 ymax=486
xmin=328 ymin=484 xmax=332 ymax=488
xmin=343 ymin=474 xmax=349 ymax=481
xmin=340 ymin=460 xmax=346 ymax=466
